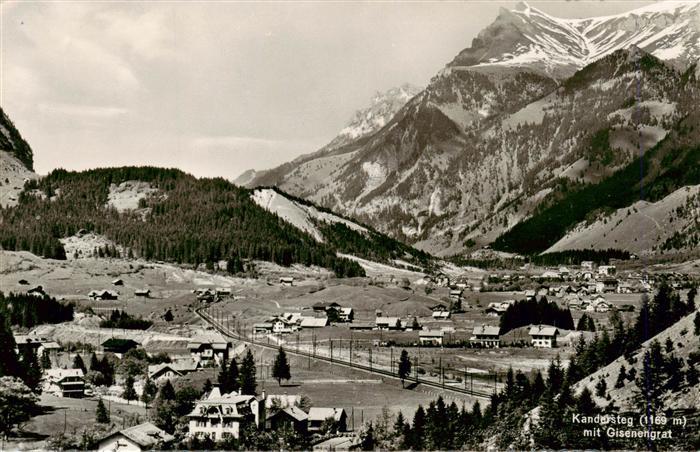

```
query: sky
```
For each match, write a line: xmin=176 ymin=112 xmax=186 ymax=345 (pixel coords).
xmin=1 ymin=0 xmax=655 ymax=179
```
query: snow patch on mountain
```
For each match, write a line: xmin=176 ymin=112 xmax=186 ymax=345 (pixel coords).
xmin=251 ymin=188 xmax=369 ymax=243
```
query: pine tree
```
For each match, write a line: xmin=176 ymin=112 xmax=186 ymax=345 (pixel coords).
xmin=202 ymin=378 xmax=212 ymax=395
xmin=615 ymin=365 xmax=627 ymax=388
xmin=72 ymin=354 xmax=86 ymax=374
xmin=96 ymin=398 xmax=110 ymax=423
xmin=398 ymin=350 xmax=411 ymax=387
xmin=122 ymin=375 xmax=137 ymax=402
xmin=272 ymin=347 xmax=291 ymax=386
xmin=0 ymin=312 xmax=20 ymax=377
xmin=228 ymin=358 xmax=240 ymax=393
xmin=19 ymin=348 xmax=42 ymax=392
xmin=40 ymin=350 xmax=51 ymax=370
xmin=410 ymin=406 xmax=426 ymax=450
xmin=595 ymin=378 xmax=607 ymax=398
xmin=89 ymin=353 xmax=99 ymax=371
xmin=141 ymin=378 xmax=157 ymax=407
xmin=217 ymin=359 xmax=229 ymax=392
xmin=159 ymin=380 xmax=176 ymax=401
xmin=239 ymin=349 xmax=257 ymax=395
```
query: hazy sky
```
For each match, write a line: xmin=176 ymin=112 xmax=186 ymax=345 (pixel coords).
xmin=1 ymin=0 xmax=655 ymax=178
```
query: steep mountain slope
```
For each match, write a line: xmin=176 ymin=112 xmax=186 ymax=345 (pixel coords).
xmin=240 ymin=2 xmax=700 ymax=257
xmin=0 ymin=108 xmax=37 ymax=208
xmin=451 ymin=1 xmax=700 ymax=78
xmin=234 ymin=84 xmax=422 ymax=188
xmin=546 ymin=184 xmax=700 ymax=255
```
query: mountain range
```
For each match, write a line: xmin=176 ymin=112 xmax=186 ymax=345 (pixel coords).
xmin=238 ymin=0 xmax=700 ymax=258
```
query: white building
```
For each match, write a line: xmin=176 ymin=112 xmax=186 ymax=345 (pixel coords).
xmin=529 ymin=325 xmax=560 ymax=348
xmin=43 ymin=368 xmax=85 ymax=398
xmin=419 ymin=330 xmax=445 ymax=346
xmin=187 ymin=388 xmax=264 ymax=441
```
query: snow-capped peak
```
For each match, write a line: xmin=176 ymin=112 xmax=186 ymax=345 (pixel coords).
xmin=450 ymin=0 xmax=700 ymax=78
xmin=333 ymin=83 xmax=422 ymax=143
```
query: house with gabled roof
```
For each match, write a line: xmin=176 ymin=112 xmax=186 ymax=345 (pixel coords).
xmin=98 ymin=422 xmax=174 ymax=452
xmin=188 ymin=335 xmax=232 ymax=365
xmin=419 ymin=329 xmax=444 ymax=346
xmin=528 ymin=325 xmax=560 ymax=348
xmin=470 ymin=325 xmax=500 ymax=348
xmin=43 ymin=368 xmax=85 ymax=398
xmin=375 ymin=317 xmax=402 ymax=330
xmin=265 ymin=406 xmax=308 ymax=434
xmin=308 ymin=407 xmax=347 ymax=433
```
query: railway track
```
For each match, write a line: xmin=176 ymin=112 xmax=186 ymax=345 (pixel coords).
xmin=196 ymin=307 xmax=493 ymax=399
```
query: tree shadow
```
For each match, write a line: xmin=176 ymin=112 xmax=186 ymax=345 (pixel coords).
xmin=404 ymin=382 xmax=419 ymax=390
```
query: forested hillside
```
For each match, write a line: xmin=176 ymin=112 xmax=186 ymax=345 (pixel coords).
xmin=0 ymin=167 xmax=366 ymax=277
xmin=493 ymin=110 xmax=700 ymax=254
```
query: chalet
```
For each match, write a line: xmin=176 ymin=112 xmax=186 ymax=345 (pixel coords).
xmin=565 ymin=294 xmax=584 ymax=310
xmin=558 ymin=267 xmax=571 ymax=277
xmin=300 ymin=316 xmax=329 ymax=329
xmin=187 ymin=388 xmax=264 ymax=441
xmin=524 ymin=290 xmax=536 ymax=300
xmin=134 ymin=289 xmax=151 ymax=297
xmin=102 ymin=338 xmax=139 ymax=357
xmin=419 ymin=329 xmax=444 ymax=346
xmin=375 ymin=317 xmax=402 ymax=330
xmin=148 ymin=361 xmax=199 ymax=383
xmin=98 ymin=422 xmax=174 ymax=452
xmin=308 ymin=407 xmax=347 ymax=433
xmin=581 ymin=261 xmax=594 ymax=270
xmin=43 ymin=368 xmax=85 ymax=398
xmin=338 ymin=307 xmax=354 ymax=323
xmin=470 ymin=325 xmax=500 ymax=348
xmin=433 ymin=273 xmax=450 ymax=287
xmin=312 ymin=301 xmax=341 ymax=313
xmin=188 ymin=337 xmax=232 ymax=365
xmin=528 ymin=325 xmax=560 ymax=348
xmin=89 ymin=289 xmax=118 ymax=300
xmin=265 ymin=406 xmax=308 ymax=434
xmin=270 ymin=317 xmax=298 ymax=334
xmin=598 ymin=265 xmax=616 ymax=276
xmin=195 ymin=288 xmax=216 ymax=303
xmin=449 ymin=289 xmax=463 ymax=302
xmin=112 ymin=278 xmax=124 ymax=286
xmin=280 ymin=277 xmax=294 ymax=287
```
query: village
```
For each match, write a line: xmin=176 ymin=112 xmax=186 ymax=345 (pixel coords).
xmin=3 ymin=247 xmax=697 ymax=451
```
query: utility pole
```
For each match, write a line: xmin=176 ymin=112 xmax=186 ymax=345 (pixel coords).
xmin=369 ymin=346 xmax=373 ymax=372
xmin=390 ymin=347 xmax=394 ymax=374
xmin=330 ymin=339 xmax=333 ymax=363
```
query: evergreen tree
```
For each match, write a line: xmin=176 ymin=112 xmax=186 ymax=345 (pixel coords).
xmin=687 ymin=284 xmax=697 ymax=311
xmin=615 ymin=365 xmax=627 ymax=388
xmin=0 ymin=312 xmax=20 ymax=377
xmin=217 ymin=359 xmax=229 ymax=392
xmin=361 ymin=422 xmax=375 ymax=451
xmin=89 ymin=353 xmax=99 ymax=371
xmin=271 ymin=347 xmax=291 ymax=386
xmin=72 ymin=354 xmax=86 ymax=374
xmin=19 ymin=348 xmax=41 ymax=392
xmin=202 ymin=378 xmax=212 ymax=395
xmin=633 ymin=341 xmax=666 ymax=414
xmin=159 ymin=380 xmax=176 ymax=401
xmin=410 ymin=405 xmax=426 ymax=450
xmin=40 ymin=350 xmax=51 ymax=370
xmin=694 ymin=312 xmax=700 ymax=336
xmin=595 ymin=378 xmax=607 ymax=398
xmin=398 ymin=350 xmax=411 ymax=387
xmin=227 ymin=358 xmax=240 ymax=393
xmin=96 ymin=398 xmax=110 ymax=423
xmin=122 ymin=375 xmax=137 ymax=402
xmin=141 ymin=378 xmax=157 ymax=407
xmin=239 ymin=349 xmax=257 ymax=395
